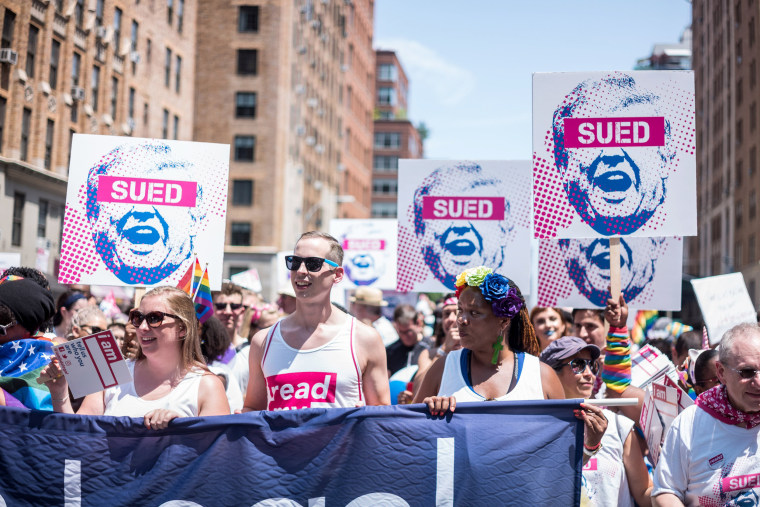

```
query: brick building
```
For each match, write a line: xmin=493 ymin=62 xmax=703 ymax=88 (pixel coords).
xmin=690 ymin=0 xmax=760 ymax=308
xmin=0 ymin=0 xmax=196 ymax=277
xmin=371 ymin=49 xmax=422 ymax=218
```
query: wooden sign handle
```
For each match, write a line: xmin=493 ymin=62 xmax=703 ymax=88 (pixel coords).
xmin=609 ymin=237 xmax=621 ymax=301
xmin=133 ymin=287 xmax=146 ymax=309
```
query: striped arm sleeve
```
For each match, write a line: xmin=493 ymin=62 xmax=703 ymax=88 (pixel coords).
xmin=602 ymin=326 xmax=631 ymax=394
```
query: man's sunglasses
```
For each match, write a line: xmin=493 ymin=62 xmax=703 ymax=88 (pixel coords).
xmin=556 ymin=358 xmax=599 ymax=376
xmin=214 ymin=302 xmax=244 ymax=311
xmin=129 ymin=310 xmax=182 ymax=328
xmin=285 ymin=255 xmax=339 ymax=272
xmin=729 ymin=366 xmax=760 ymax=380
xmin=82 ymin=325 xmax=105 ymax=334
xmin=0 ymin=320 xmax=17 ymax=336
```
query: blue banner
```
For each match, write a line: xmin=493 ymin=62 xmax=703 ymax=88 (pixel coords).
xmin=0 ymin=400 xmax=583 ymax=506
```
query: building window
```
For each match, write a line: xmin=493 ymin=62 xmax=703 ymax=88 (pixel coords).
xmin=165 ymin=48 xmax=172 ymax=87
xmin=74 ymin=0 xmax=84 ymax=28
xmin=146 ymin=39 xmax=151 ymax=62
xmin=378 ymin=111 xmax=394 ymax=120
xmin=752 ymin=59 xmax=757 ymax=89
xmin=235 ymin=92 xmax=257 ymax=117
xmin=178 ymin=0 xmax=184 ymax=33
xmin=143 ymin=102 xmax=149 ymax=126
xmin=751 ymin=17 xmax=757 ymax=47
xmin=0 ymin=96 xmax=5 ymax=153
xmin=373 ymin=155 xmax=399 ymax=172
xmin=130 ymin=21 xmax=139 ymax=51
xmin=1 ymin=10 xmax=15 ymax=89
xmin=736 ymin=240 xmax=743 ymax=267
xmin=44 ymin=119 xmax=54 ymax=169
xmin=110 ymin=77 xmax=118 ymax=120
xmin=751 ymin=191 xmax=757 ymax=220
xmin=26 ymin=24 xmax=39 ymax=79
xmin=113 ymin=8 xmax=122 ymax=54
xmin=378 ymin=87 xmax=396 ymax=106
xmin=71 ymin=52 xmax=81 ymax=86
xmin=167 ymin=0 xmax=173 ymax=25
xmin=377 ymin=63 xmax=397 ymax=81
xmin=91 ymin=65 xmax=100 ymax=111
xmin=230 ymin=222 xmax=251 ymax=246
xmin=239 ymin=6 xmax=260 ymax=32
xmin=128 ymin=87 xmax=135 ymax=120
xmin=95 ymin=0 xmax=104 ymax=26
xmin=12 ymin=192 xmax=24 ymax=246
xmin=20 ymin=107 xmax=30 ymax=161
xmin=751 ymin=146 xmax=757 ymax=176
xmin=49 ymin=39 xmax=60 ymax=90
xmin=372 ymin=178 xmax=398 ymax=195
xmin=175 ymin=55 xmax=181 ymax=93
xmin=38 ymin=199 xmax=48 ymax=238
xmin=371 ymin=202 xmax=396 ymax=218
xmin=237 ymin=49 xmax=258 ymax=75
xmin=232 ymin=179 xmax=254 ymax=206
xmin=162 ymin=108 xmax=169 ymax=138
xmin=752 ymin=102 xmax=757 ymax=132
xmin=374 ymin=132 xmax=400 ymax=149
xmin=173 ymin=114 xmax=178 ymax=139
xmin=737 ymin=200 xmax=744 ymax=228
xmin=234 ymin=135 xmax=255 ymax=161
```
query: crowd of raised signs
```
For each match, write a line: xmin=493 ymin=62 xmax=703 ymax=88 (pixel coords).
xmin=1 ymin=261 xmax=760 ymax=506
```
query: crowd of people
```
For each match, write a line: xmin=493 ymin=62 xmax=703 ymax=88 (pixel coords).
xmin=2 ymin=231 xmax=760 ymax=506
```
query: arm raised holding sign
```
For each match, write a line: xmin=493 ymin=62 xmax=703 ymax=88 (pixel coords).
xmin=39 ymin=287 xmax=229 ymax=428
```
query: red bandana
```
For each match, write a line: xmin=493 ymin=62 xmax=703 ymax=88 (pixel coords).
xmin=696 ymin=384 xmax=760 ymax=429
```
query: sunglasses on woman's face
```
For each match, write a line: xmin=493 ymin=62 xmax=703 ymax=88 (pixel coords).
xmin=285 ymin=255 xmax=339 ymax=272
xmin=557 ymin=358 xmax=599 ymax=376
xmin=129 ymin=310 xmax=181 ymax=328
xmin=0 ymin=320 xmax=18 ymax=336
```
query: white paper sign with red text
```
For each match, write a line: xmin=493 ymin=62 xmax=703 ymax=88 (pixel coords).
xmin=53 ymin=330 xmax=132 ymax=399
xmin=59 ymin=134 xmax=229 ymax=289
xmin=532 ymin=71 xmax=696 ymax=239
xmin=330 ymin=219 xmax=398 ymax=290
xmin=396 ymin=160 xmax=532 ymax=294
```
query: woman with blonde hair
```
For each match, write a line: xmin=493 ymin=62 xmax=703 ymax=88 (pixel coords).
xmin=39 ymin=286 xmax=229 ymax=429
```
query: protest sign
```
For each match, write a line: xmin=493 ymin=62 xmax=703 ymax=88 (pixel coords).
xmin=230 ymin=267 xmax=263 ymax=293
xmin=396 ymin=160 xmax=532 ymax=293
xmin=0 ymin=253 xmax=21 ymax=277
xmin=58 ymin=134 xmax=229 ymax=290
xmin=53 ymin=330 xmax=132 ymax=398
xmin=537 ymin=237 xmax=683 ymax=310
xmin=0 ymin=400 xmax=584 ymax=506
xmin=691 ymin=272 xmax=758 ymax=345
xmin=330 ymin=218 xmax=398 ymax=290
xmin=631 ymin=344 xmax=677 ymax=389
xmin=532 ymin=71 xmax=696 ymax=239
xmin=640 ymin=376 xmax=693 ymax=466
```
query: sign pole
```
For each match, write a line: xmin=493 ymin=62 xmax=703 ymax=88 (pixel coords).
xmin=134 ymin=287 xmax=146 ymax=308
xmin=609 ymin=237 xmax=621 ymax=301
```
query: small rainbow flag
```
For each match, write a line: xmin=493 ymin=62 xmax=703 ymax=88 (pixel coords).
xmin=192 ymin=258 xmax=204 ymax=298
xmin=194 ymin=266 xmax=214 ymax=324
xmin=177 ymin=258 xmax=202 ymax=298
xmin=631 ymin=310 xmax=659 ymax=346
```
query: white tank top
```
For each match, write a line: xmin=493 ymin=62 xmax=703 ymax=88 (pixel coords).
xmin=437 ymin=348 xmax=544 ymax=401
xmin=261 ymin=317 xmax=363 ymax=410
xmin=103 ymin=360 xmax=203 ymax=417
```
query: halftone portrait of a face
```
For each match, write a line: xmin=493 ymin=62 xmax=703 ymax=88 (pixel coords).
xmin=340 ymin=224 xmax=388 ymax=287
xmin=412 ymin=162 xmax=513 ymax=290
xmin=84 ymin=142 xmax=204 ymax=285
xmin=558 ymin=237 xmax=663 ymax=306
xmin=551 ymin=74 xmax=677 ymax=235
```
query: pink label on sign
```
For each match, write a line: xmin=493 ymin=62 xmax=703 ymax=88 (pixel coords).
xmin=722 ymin=473 xmax=760 ymax=492
xmin=342 ymin=239 xmax=386 ymax=250
xmin=563 ymin=117 xmax=666 ymax=148
xmin=582 ymin=458 xmax=597 ymax=471
xmin=96 ymin=175 xmax=197 ymax=207
xmin=422 ymin=196 xmax=505 ymax=220
xmin=266 ymin=371 xmax=337 ymax=410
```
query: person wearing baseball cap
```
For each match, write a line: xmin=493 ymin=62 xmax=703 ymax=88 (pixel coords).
xmin=349 ymin=287 xmax=398 ymax=347
xmin=540 ymin=336 xmax=652 ymax=507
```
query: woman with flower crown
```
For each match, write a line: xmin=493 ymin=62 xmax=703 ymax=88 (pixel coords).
xmin=413 ymin=266 xmax=566 ymax=413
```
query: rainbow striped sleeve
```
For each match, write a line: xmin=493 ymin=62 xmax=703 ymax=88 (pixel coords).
xmin=602 ymin=326 xmax=631 ymax=394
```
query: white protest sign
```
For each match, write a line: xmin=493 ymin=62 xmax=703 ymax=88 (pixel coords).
xmin=640 ymin=375 xmax=693 ymax=467
xmin=691 ymin=272 xmax=757 ymax=345
xmin=396 ymin=160 xmax=532 ymax=293
xmin=231 ymin=268 xmax=263 ymax=293
xmin=532 ymin=71 xmax=696 ymax=239
xmin=631 ymin=344 xmax=677 ymax=389
xmin=0 ymin=253 xmax=21 ymax=276
xmin=59 ymin=134 xmax=229 ymax=289
xmin=330 ymin=219 xmax=398 ymax=290
xmin=53 ymin=330 xmax=132 ymax=398
xmin=538 ymin=237 xmax=682 ymax=310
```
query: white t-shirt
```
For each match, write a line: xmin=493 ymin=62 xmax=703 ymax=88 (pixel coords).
xmin=373 ymin=316 xmax=398 ymax=347
xmin=229 ymin=346 xmax=251 ymax=400
xmin=208 ymin=360 xmax=243 ymax=413
xmin=653 ymin=404 xmax=760 ymax=506
xmin=583 ymin=409 xmax=636 ymax=507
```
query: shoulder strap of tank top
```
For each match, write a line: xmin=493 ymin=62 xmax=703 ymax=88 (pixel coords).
xmin=260 ymin=321 xmax=281 ymax=369
xmin=347 ymin=316 xmax=362 ymax=403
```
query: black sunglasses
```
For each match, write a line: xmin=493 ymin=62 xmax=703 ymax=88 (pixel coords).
xmin=0 ymin=320 xmax=17 ymax=336
xmin=556 ymin=358 xmax=599 ymax=375
xmin=729 ymin=366 xmax=760 ymax=380
xmin=285 ymin=255 xmax=339 ymax=272
xmin=129 ymin=310 xmax=182 ymax=328
xmin=82 ymin=325 xmax=105 ymax=334
xmin=214 ymin=302 xmax=244 ymax=311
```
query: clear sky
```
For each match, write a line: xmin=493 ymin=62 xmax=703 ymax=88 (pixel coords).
xmin=374 ymin=0 xmax=693 ymax=160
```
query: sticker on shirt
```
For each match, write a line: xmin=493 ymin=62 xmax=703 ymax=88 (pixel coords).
xmin=709 ymin=453 xmax=725 ymax=469
xmin=266 ymin=371 xmax=337 ymax=410
xmin=582 ymin=458 xmax=597 ymax=471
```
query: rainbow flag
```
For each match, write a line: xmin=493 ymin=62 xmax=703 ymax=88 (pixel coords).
xmin=0 ymin=338 xmax=56 ymax=410
xmin=631 ymin=310 xmax=659 ymax=346
xmin=192 ymin=258 xmax=204 ymax=298
xmin=177 ymin=261 xmax=195 ymax=297
xmin=194 ymin=267 xmax=214 ymax=324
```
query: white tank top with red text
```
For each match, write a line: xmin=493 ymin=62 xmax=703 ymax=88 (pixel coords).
xmin=260 ymin=317 xmax=363 ymax=410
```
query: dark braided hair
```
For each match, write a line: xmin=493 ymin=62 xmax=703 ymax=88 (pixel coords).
xmin=504 ymin=279 xmax=540 ymax=356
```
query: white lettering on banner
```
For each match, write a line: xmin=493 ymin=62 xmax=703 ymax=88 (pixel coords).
xmin=432 ymin=199 xmax=493 ymax=219
xmin=109 ymin=180 xmax=183 ymax=204
xmin=100 ymin=340 xmax=117 ymax=362
xmin=577 ymin=121 xmax=651 ymax=145
xmin=58 ymin=438 xmax=456 ymax=505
